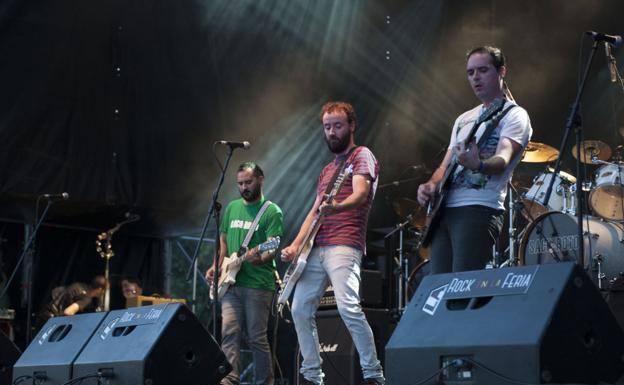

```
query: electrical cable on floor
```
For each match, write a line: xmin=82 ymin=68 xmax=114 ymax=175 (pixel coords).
xmin=460 ymin=357 xmax=540 ymax=385
xmin=12 ymin=375 xmax=33 ymax=385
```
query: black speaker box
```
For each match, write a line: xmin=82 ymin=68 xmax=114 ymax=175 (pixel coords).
xmin=315 ymin=308 xmax=395 ymax=385
xmin=13 ymin=312 xmax=107 ymax=385
xmin=1 ymin=330 xmax=20 ymax=385
xmin=385 ymin=262 xmax=624 ymax=385
xmin=73 ymin=303 xmax=231 ymax=385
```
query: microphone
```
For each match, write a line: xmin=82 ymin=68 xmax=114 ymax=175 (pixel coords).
xmin=604 ymin=42 xmax=618 ymax=83
xmin=42 ymin=192 xmax=69 ymax=200
xmin=586 ymin=31 xmax=623 ymax=47
xmin=216 ymin=140 xmax=251 ymax=149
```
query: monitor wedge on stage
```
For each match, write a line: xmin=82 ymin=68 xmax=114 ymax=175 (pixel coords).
xmin=1 ymin=330 xmax=20 ymax=385
xmin=13 ymin=312 xmax=107 ymax=385
xmin=72 ymin=303 xmax=231 ymax=385
xmin=385 ymin=262 xmax=624 ymax=385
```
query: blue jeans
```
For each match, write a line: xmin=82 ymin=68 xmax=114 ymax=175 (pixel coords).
xmin=221 ymin=286 xmax=274 ymax=385
xmin=291 ymin=245 xmax=384 ymax=385
xmin=429 ymin=205 xmax=504 ymax=274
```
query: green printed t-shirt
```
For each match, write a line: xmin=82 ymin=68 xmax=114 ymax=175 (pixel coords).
xmin=220 ymin=197 xmax=283 ymax=291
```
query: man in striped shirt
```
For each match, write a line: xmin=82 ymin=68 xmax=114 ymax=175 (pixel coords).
xmin=281 ymin=101 xmax=384 ymax=385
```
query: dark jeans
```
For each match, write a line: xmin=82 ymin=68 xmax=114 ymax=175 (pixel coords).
xmin=429 ymin=205 xmax=504 ymax=274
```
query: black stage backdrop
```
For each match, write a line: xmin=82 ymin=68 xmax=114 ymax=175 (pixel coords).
xmin=0 ymin=0 xmax=621 ymax=237
xmin=0 ymin=0 xmax=623 ymax=345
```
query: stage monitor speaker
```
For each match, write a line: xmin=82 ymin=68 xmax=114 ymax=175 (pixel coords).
xmin=1 ymin=330 xmax=20 ymax=385
xmin=13 ymin=312 xmax=106 ymax=385
xmin=73 ymin=303 xmax=231 ymax=385
xmin=386 ymin=262 xmax=624 ymax=385
xmin=315 ymin=308 xmax=395 ymax=385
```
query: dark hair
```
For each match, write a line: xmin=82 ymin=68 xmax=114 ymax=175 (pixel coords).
xmin=90 ymin=275 xmax=107 ymax=290
xmin=466 ymin=46 xmax=506 ymax=70
xmin=237 ymin=162 xmax=264 ymax=178
xmin=320 ymin=101 xmax=357 ymax=129
xmin=121 ymin=276 xmax=142 ymax=287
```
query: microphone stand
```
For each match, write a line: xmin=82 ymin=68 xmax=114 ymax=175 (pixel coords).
xmin=384 ymin=214 xmax=412 ymax=313
xmin=96 ymin=213 xmax=141 ymax=311
xmin=0 ymin=198 xmax=54 ymax=343
xmin=186 ymin=145 xmax=235 ymax=340
xmin=541 ymin=39 xmax=600 ymax=269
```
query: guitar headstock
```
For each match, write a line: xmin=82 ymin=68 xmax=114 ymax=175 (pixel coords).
xmin=258 ymin=236 xmax=281 ymax=253
xmin=95 ymin=232 xmax=114 ymax=260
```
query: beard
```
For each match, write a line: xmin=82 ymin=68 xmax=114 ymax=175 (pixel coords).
xmin=325 ymin=133 xmax=350 ymax=154
xmin=240 ymin=185 xmax=261 ymax=202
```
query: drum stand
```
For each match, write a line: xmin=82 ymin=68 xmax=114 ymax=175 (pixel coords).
xmin=500 ymin=183 xmax=525 ymax=267
xmin=384 ymin=215 xmax=412 ymax=313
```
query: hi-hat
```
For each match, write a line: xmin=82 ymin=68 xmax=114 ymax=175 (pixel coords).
xmin=392 ymin=197 xmax=426 ymax=229
xmin=522 ymin=142 xmax=559 ymax=163
xmin=572 ymin=140 xmax=612 ymax=164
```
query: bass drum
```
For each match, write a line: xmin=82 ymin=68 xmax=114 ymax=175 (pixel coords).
xmin=519 ymin=211 xmax=624 ymax=288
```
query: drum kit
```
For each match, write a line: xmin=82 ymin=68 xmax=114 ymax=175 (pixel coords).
xmin=516 ymin=139 xmax=624 ymax=291
xmin=390 ymin=139 xmax=624 ymax=302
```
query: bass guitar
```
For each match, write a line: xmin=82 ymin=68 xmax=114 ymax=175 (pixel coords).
xmin=419 ymin=98 xmax=506 ymax=248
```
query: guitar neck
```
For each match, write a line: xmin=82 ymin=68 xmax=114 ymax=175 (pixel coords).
xmin=293 ymin=215 xmax=322 ymax=259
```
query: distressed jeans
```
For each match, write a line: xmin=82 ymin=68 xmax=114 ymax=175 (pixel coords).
xmin=291 ymin=245 xmax=384 ymax=385
xmin=221 ymin=286 xmax=274 ymax=385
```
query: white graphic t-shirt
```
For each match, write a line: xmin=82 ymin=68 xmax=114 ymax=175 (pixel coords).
xmin=445 ymin=100 xmax=532 ymax=210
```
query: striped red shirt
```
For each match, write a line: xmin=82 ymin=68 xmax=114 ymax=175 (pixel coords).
xmin=314 ymin=146 xmax=379 ymax=252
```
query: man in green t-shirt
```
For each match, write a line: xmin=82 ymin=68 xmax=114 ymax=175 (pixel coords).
xmin=206 ymin=162 xmax=283 ymax=385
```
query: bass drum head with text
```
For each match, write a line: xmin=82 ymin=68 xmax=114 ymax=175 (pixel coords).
xmin=520 ymin=211 xmax=624 ymax=288
xmin=519 ymin=212 xmax=580 ymax=265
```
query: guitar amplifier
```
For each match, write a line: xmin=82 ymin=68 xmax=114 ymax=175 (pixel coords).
xmin=126 ymin=295 xmax=186 ymax=308
xmin=313 ymin=308 xmax=395 ymax=385
xmin=319 ymin=269 xmax=383 ymax=308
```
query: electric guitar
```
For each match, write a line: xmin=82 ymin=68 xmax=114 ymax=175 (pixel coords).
xmin=419 ymin=98 xmax=506 ymax=248
xmin=277 ymin=164 xmax=354 ymax=307
xmin=210 ymin=236 xmax=281 ymax=300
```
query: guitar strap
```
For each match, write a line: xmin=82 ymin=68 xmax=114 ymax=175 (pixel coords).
xmin=323 ymin=146 xmax=359 ymax=196
xmin=475 ymin=102 xmax=516 ymax=149
xmin=451 ymin=102 xmax=515 ymax=182
xmin=239 ymin=199 xmax=273 ymax=252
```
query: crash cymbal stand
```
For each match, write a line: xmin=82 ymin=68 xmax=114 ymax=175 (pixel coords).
xmin=384 ymin=215 xmax=412 ymax=313
xmin=500 ymin=183 xmax=525 ymax=267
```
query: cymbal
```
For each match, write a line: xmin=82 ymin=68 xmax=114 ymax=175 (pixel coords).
xmin=572 ymin=140 xmax=612 ymax=164
xmin=522 ymin=142 xmax=559 ymax=163
xmin=392 ymin=197 xmax=426 ymax=229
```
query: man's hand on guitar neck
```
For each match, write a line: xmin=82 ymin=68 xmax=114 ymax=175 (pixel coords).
xmin=246 ymin=247 xmax=273 ymax=265
xmin=417 ymin=181 xmax=437 ymax=207
xmin=318 ymin=197 xmax=340 ymax=216
xmin=205 ymin=266 xmax=215 ymax=282
xmin=280 ymin=244 xmax=298 ymax=262
xmin=454 ymin=140 xmax=481 ymax=171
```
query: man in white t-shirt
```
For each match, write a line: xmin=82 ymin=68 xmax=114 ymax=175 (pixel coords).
xmin=417 ymin=46 xmax=532 ymax=273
